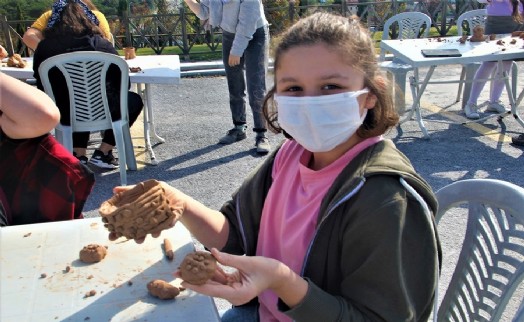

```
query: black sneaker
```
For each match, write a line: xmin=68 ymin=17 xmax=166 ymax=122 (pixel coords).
xmin=73 ymin=152 xmax=89 ymax=165
xmin=89 ymin=149 xmax=119 ymax=169
xmin=218 ymin=126 xmax=247 ymax=144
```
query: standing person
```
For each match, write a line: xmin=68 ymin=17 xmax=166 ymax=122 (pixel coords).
xmin=22 ymin=0 xmax=112 ymax=51
xmin=0 ymin=73 xmax=94 ymax=226
xmin=32 ymin=0 xmax=143 ymax=169
xmin=183 ymin=0 xmax=271 ymax=154
xmin=464 ymin=0 xmax=524 ymax=119
xmin=109 ymin=13 xmax=441 ymax=321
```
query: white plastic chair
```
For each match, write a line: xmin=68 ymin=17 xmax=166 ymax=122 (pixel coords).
xmin=434 ymin=179 xmax=524 ymax=322
xmin=455 ymin=9 xmax=518 ymax=106
xmin=379 ymin=12 xmax=432 ymax=114
xmin=39 ymin=51 xmax=137 ymax=186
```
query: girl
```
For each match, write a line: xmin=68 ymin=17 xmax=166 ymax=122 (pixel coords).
xmin=111 ymin=12 xmax=441 ymax=322
xmin=464 ymin=0 xmax=524 ymax=119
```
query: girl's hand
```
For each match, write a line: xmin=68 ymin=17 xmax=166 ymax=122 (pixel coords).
xmin=175 ymin=248 xmax=284 ymax=306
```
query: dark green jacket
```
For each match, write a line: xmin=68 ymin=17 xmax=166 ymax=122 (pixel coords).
xmin=220 ymin=139 xmax=441 ymax=321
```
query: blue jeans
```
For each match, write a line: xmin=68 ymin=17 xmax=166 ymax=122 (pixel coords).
xmin=220 ymin=303 xmax=259 ymax=322
xmin=222 ymin=26 xmax=268 ymax=133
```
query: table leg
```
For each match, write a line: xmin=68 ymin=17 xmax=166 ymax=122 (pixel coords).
xmin=504 ymin=69 xmax=524 ymax=128
xmin=145 ymin=84 xmax=165 ymax=144
xmin=406 ymin=66 xmax=434 ymax=139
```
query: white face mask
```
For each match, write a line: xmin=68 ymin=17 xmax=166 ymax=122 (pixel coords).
xmin=275 ymin=89 xmax=369 ymax=152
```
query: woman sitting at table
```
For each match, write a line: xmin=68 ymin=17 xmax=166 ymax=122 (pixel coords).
xmin=0 ymin=73 xmax=94 ymax=226
xmin=32 ymin=0 xmax=143 ymax=169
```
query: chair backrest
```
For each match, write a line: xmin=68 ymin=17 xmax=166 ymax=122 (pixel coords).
xmin=456 ymin=9 xmax=487 ymax=36
xmin=380 ymin=12 xmax=432 ymax=60
xmin=38 ymin=51 xmax=129 ymax=133
xmin=434 ymin=179 xmax=524 ymax=322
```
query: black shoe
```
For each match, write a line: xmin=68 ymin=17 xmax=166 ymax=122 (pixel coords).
xmin=89 ymin=150 xmax=119 ymax=169
xmin=73 ymin=152 xmax=89 ymax=165
xmin=255 ymin=136 xmax=270 ymax=154
xmin=511 ymin=134 xmax=524 ymax=147
xmin=218 ymin=126 xmax=247 ymax=144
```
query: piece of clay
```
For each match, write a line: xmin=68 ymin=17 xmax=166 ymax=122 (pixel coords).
xmin=79 ymin=244 xmax=107 ymax=263
xmin=470 ymin=25 xmax=487 ymax=42
xmin=179 ymin=251 xmax=217 ymax=285
xmin=147 ymin=279 xmax=180 ymax=300
xmin=129 ymin=67 xmax=142 ymax=73
xmin=164 ymin=238 xmax=174 ymax=261
xmin=99 ymin=180 xmax=184 ymax=240
xmin=6 ymin=54 xmax=27 ymax=68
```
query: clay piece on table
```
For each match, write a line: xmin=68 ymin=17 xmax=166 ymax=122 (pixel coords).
xmin=79 ymin=244 xmax=107 ymax=263
xmin=147 ymin=279 xmax=180 ymax=300
xmin=99 ymin=179 xmax=184 ymax=240
xmin=459 ymin=35 xmax=468 ymax=44
xmin=6 ymin=54 xmax=27 ymax=68
xmin=179 ymin=251 xmax=217 ymax=285
xmin=469 ymin=25 xmax=487 ymax=42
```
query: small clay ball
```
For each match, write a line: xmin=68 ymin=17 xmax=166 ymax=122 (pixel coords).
xmin=79 ymin=244 xmax=107 ymax=263
xmin=147 ymin=279 xmax=180 ymax=300
xmin=179 ymin=251 xmax=217 ymax=285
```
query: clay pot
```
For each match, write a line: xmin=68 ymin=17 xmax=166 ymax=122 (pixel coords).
xmin=124 ymin=47 xmax=136 ymax=60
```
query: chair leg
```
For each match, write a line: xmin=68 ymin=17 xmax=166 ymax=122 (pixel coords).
xmin=123 ymin=124 xmax=137 ymax=171
xmin=113 ymin=125 xmax=128 ymax=186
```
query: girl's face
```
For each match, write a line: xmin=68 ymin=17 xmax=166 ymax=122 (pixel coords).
xmin=275 ymin=43 xmax=376 ymax=114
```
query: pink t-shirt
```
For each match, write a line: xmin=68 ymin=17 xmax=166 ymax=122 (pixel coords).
xmin=256 ymin=136 xmax=382 ymax=322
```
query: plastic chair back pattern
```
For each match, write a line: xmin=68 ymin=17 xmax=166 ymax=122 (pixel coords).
xmin=435 ymin=179 xmax=524 ymax=322
xmin=39 ymin=52 xmax=136 ymax=185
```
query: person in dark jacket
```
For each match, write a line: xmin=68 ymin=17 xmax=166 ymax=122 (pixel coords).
xmin=109 ymin=12 xmax=441 ymax=322
xmin=32 ymin=0 xmax=143 ymax=169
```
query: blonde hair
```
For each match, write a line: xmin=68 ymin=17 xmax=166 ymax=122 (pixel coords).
xmin=262 ymin=12 xmax=398 ymax=138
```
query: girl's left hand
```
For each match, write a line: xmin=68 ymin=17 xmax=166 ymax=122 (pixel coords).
xmin=175 ymin=248 xmax=283 ymax=306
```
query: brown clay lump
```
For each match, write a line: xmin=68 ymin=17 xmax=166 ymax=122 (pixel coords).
xmin=99 ymin=179 xmax=183 ymax=240
xmin=147 ymin=279 xmax=180 ymax=300
xmin=179 ymin=251 xmax=217 ymax=285
xmin=470 ymin=25 xmax=487 ymax=42
xmin=6 ymin=54 xmax=27 ymax=68
xmin=79 ymin=244 xmax=107 ymax=263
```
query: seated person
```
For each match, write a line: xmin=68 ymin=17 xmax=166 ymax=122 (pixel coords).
xmin=22 ymin=0 xmax=112 ymax=51
xmin=32 ymin=0 xmax=143 ymax=169
xmin=0 ymin=73 xmax=95 ymax=226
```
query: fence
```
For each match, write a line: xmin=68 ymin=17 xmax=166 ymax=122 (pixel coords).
xmin=0 ymin=0 xmax=484 ymax=62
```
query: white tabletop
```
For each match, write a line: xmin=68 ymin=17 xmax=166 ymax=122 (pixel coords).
xmin=381 ymin=35 xmax=524 ymax=67
xmin=0 ymin=55 xmax=181 ymax=85
xmin=0 ymin=218 xmax=220 ymax=322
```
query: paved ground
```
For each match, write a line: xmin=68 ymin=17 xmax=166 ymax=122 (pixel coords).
xmin=81 ymin=62 xmax=524 ymax=317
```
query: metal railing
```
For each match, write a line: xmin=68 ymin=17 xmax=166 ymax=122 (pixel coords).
xmin=1 ymin=0 xmax=484 ymax=62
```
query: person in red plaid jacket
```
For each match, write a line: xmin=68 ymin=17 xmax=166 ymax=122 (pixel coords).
xmin=0 ymin=73 xmax=94 ymax=226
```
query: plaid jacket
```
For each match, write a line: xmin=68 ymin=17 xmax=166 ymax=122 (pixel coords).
xmin=0 ymin=132 xmax=95 ymax=225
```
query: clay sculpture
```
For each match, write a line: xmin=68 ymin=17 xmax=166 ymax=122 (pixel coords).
xmin=79 ymin=244 xmax=107 ymax=263
xmin=6 ymin=54 xmax=27 ymax=68
xmin=147 ymin=279 xmax=180 ymax=300
xmin=179 ymin=251 xmax=217 ymax=285
xmin=470 ymin=25 xmax=487 ymax=42
xmin=99 ymin=180 xmax=183 ymax=240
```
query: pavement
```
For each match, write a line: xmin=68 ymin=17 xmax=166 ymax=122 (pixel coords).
xmin=80 ymin=61 xmax=524 ymax=316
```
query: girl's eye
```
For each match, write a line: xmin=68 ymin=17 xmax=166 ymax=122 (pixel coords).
xmin=322 ymin=84 xmax=342 ymax=90
xmin=283 ymin=86 xmax=302 ymax=92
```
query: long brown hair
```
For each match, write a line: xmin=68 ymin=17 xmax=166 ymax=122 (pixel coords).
xmin=44 ymin=1 xmax=102 ymax=38
xmin=511 ymin=0 xmax=524 ymax=23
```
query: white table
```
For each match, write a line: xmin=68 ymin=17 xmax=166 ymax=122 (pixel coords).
xmin=0 ymin=55 xmax=181 ymax=164
xmin=380 ymin=35 xmax=524 ymax=138
xmin=0 ymin=218 xmax=220 ymax=322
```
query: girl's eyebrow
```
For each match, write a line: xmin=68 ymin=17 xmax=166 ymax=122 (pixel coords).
xmin=278 ymin=73 xmax=349 ymax=83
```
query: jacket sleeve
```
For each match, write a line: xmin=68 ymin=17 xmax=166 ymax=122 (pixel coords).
xmin=230 ymin=0 xmax=264 ymax=56
xmin=280 ymin=176 xmax=439 ymax=322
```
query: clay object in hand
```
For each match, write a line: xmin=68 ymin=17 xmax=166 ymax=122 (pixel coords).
xmin=99 ymin=179 xmax=183 ymax=240
xmin=147 ymin=279 xmax=180 ymax=300
xmin=79 ymin=244 xmax=108 ymax=263
xmin=179 ymin=251 xmax=217 ymax=285
xmin=6 ymin=54 xmax=27 ymax=68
